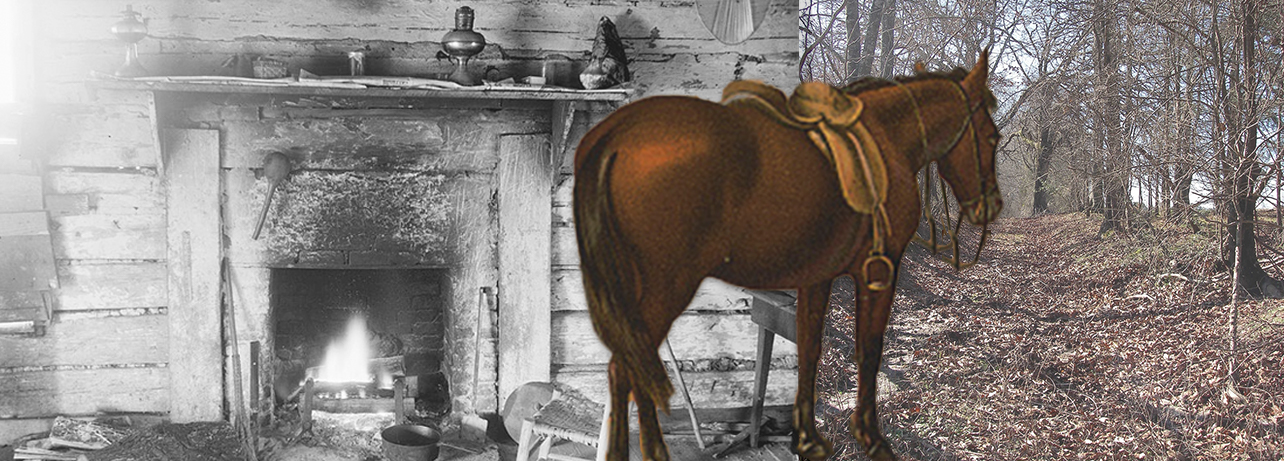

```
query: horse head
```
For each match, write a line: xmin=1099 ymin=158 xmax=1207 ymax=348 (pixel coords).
xmin=936 ymin=51 xmax=1003 ymax=226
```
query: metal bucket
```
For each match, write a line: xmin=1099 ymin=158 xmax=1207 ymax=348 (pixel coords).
xmin=381 ymin=424 xmax=441 ymax=461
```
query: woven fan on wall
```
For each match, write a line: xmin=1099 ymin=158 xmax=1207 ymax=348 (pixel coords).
xmin=697 ymin=0 xmax=770 ymax=44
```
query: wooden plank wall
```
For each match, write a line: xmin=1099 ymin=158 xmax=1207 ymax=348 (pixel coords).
xmin=1 ymin=89 xmax=169 ymax=443
xmin=1 ymin=0 xmax=799 ymax=439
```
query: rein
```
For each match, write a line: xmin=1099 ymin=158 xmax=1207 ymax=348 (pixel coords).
xmin=911 ymin=80 xmax=994 ymax=270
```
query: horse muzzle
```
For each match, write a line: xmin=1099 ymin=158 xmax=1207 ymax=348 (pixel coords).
xmin=966 ymin=191 xmax=1002 ymax=225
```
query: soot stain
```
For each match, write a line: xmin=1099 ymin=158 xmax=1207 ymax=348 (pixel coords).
xmin=333 ymin=0 xmax=386 ymax=12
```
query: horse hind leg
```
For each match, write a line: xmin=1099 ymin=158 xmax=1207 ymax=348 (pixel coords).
xmin=629 ymin=275 xmax=703 ymax=461
xmin=607 ymin=343 xmax=670 ymax=461
xmin=606 ymin=358 xmax=632 ymax=461
xmin=792 ymin=280 xmax=835 ymax=461
xmin=633 ymin=386 xmax=670 ymax=461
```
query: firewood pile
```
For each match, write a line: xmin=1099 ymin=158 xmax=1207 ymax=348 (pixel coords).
xmin=9 ymin=417 xmax=126 ymax=460
xmin=6 ymin=417 xmax=248 ymax=461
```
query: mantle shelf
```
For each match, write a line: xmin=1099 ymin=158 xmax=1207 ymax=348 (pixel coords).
xmin=91 ymin=79 xmax=634 ymax=102
xmin=93 ymin=78 xmax=632 ymax=173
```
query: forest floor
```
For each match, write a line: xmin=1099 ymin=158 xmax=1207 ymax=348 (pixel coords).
xmin=814 ymin=212 xmax=1284 ymax=460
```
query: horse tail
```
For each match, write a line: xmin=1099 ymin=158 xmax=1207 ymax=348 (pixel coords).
xmin=574 ymin=146 xmax=675 ymax=412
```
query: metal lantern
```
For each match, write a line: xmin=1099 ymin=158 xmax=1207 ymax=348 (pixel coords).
xmin=440 ymin=7 xmax=486 ymax=86
xmin=110 ymin=4 xmax=149 ymax=78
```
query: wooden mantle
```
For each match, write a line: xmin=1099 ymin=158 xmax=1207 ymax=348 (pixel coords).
xmin=92 ymin=79 xmax=633 ymax=174
xmin=91 ymin=79 xmax=633 ymax=102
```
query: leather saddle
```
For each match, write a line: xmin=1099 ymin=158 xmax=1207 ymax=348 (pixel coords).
xmin=722 ymin=80 xmax=887 ymax=215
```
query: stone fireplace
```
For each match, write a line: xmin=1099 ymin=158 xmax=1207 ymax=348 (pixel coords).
xmin=119 ymin=84 xmax=628 ymax=425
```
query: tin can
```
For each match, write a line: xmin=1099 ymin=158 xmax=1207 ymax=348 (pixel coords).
xmin=347 ymin=51 xmax=366 ymax=76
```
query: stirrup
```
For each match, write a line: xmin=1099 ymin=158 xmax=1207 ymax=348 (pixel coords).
xmin=862 ymin=253 xmax=895 ymax=291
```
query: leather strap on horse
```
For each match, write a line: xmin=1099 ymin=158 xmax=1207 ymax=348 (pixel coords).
xmin=723 ymin=81 xmax=889 ymax=215
xmin=722 ymin=80 xmax=896 ymax=290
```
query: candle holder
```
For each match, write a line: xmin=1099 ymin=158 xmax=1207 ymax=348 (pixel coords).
xmin=440 ymin=7 xmax=486 ymax=86
xmin=111 ymin=4 xmax=149 ymax=78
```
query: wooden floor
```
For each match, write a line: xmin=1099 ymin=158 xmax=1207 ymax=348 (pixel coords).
xmin=436 ymin=436 xmax=796 ymax=461
xmin=436 ymin=406 xmax=799 ymax=461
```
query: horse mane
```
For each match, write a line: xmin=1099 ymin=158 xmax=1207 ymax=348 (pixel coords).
xmin=840 ymin=67 xmax=997 ymax=110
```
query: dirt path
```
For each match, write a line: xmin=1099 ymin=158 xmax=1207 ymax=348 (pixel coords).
xmin=813 ymin=214 xmax=1283 ymax=460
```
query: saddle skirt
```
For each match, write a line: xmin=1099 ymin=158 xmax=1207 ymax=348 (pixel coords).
xmin=722 ymin=80 xmax=888 ymax=215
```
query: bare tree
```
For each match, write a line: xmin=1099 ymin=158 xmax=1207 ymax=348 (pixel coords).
xmin=1092 ymin=0 xmax=1130 ymax=234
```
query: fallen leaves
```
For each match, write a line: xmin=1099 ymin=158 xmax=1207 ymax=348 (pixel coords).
xmin=814 ymin=214 xmax=1284 ymax=460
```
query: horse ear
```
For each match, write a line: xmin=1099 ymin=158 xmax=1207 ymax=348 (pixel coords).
xmin=964 ymin=50 xmax=990 ymax=92
xmin=913 ymin=61 xmax=926 ymax=74
xmin=973 ymin=50 xmax=989 ymax=81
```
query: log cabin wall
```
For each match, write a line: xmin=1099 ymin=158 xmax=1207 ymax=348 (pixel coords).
xmin=0 ymin=0 xmax=798 ymax=442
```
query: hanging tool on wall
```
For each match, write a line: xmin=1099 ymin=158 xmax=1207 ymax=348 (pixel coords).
xmin=252 ymin=152 xmax=293 ymax=240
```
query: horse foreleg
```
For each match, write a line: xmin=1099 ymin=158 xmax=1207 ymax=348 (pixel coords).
xmin=792 ymin=280 xmax=835 ymax=461
xmin=848 ymin=281 xmax=899 ymax=461
xmin=607 ymin=358 xmax=633 ymax=461
xmin=633 ymin=387 xmax=670 ymax=461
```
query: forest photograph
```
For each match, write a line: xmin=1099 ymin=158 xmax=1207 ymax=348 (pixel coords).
xmin=800 ymin=0 xmax=1284 ymax=458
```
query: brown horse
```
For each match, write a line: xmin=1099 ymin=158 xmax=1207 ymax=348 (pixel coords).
xmin=573 ymin=53 xmax=1001 ymax=461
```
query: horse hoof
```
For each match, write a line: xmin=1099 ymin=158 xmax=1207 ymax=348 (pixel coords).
xmin=792 ymin=431 xmax=833 ymax=461
xmin=643 ymin=448 xmax=670 ymax=461
xmin=865 ymin=441 xmax=898 ymax=461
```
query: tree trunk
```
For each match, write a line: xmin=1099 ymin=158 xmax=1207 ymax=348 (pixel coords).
xmin=845 ymin=0 xmax=861 ymax=83
xmin=878 ymin=0 xmax=897 ymax=79
xmin=1092 ymin=166 xmax=1105 ymax=213
xmin=856 ymin=0 xmax=885 ymax=77
xmin=1032 ymin=126 xmax=1054 ymax=213
xmin=1093 ymin=0 xmax=1128 ymax=234
xmin=1228 ymin=0 xmax=1279 ymax=296
xmin=1173 ymin=164 xmax=1192 ymax=215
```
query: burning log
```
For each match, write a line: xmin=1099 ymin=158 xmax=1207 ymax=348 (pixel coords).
xmin=305 ymin=355 xmax=406 ymax=392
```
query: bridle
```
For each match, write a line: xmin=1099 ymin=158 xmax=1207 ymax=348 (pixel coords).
xmin=906 ymin=79 xmax=997 ymax=271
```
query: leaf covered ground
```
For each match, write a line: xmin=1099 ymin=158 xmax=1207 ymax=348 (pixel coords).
xmin=813 ymin=213 xmax=1284 ymax=460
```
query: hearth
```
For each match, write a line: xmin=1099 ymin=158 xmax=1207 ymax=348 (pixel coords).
xmin=271 ymin=268 xmax=450 ymax=417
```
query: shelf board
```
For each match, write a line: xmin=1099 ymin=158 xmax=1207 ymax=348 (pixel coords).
xmin=91 ymin=79 xmax=633 ymax=102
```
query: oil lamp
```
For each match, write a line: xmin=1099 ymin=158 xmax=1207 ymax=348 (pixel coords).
xmin=440 ymin=7 xmax=486 ymax=86
xmin=110 ymin=4 xmax=149 ymax=78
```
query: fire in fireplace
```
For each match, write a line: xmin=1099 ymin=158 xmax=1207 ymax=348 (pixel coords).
xmin=271 ymin=268 xmax=450 ymax=417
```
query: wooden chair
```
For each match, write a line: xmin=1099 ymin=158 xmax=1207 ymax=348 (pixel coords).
xmin=513 ymin=341 xmax=702 ymax=461
xmin=514 ymin=389 xmax=612 ymax=461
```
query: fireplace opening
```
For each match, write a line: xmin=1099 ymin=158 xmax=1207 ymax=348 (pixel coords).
xmin=270 ymin=268 xmax=451 ymax=420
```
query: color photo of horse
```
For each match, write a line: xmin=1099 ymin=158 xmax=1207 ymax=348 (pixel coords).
xmin=573 ymin=52 xmax=1002 ymax=461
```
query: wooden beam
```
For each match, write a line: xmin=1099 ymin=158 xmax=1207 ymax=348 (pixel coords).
xmin=0 ymin=211 xmax=47 ymax=237
xmin=550 ymin=101 xmax=579 ymax=173
xmin=164 ymin=129 xmax=223 ymax=422
xmin=90 ymin=80 xmax=632 ymax=102
xmin=55 ymin=261 xmax=167 ymax=311
xmin=0 ymin=367 xmax=169 ymax=417
xmin=0 ymin=314 xmax=168 ymax=368
xmin=551 ymin=311 xmax=797 ymax=367
xmin=552 ymin=368 xmax=799 ymax=409
xmin=551 ymin=269 xmax=752 ymax=313
xmin=0 ymin=174 xmax=42 ymax=213
xmin=148 ymin=91 xmax=164 ymax=175
xmin=496 ymin=134 xmax=554 ymax=403
xmin=0 ymin=212 xmax=56 ymax=292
